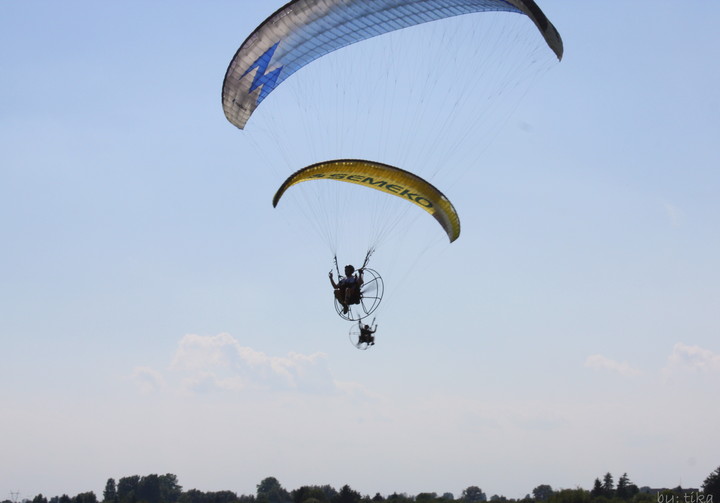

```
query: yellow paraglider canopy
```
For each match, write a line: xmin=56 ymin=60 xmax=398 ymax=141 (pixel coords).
xmin=273 ymin=159 xmax=461 ymax=243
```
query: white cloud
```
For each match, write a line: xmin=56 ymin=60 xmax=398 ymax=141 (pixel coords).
xmin=584 ymin=354 xmax=641 ymax=376
xmin=664 ymin=342 xmax=720 ymax=374
xmin=162 ymin=333 xmax=338 ymax=394
xmin=130 ymin=366 xmax=166 ymax=394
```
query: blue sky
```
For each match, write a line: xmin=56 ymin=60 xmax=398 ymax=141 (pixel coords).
xmin=2 ymin=1 xmax=719 ymax=500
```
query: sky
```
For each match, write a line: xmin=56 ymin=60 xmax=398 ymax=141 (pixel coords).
xmin=2 ymin=0 xmax=720 ymax=500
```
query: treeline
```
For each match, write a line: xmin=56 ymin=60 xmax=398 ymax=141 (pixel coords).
xmin=7 ymin=466 xmax=720 ymax=503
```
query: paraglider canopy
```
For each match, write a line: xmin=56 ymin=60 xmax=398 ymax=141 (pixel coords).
xmin=222 ymin=0 xmax=563 ymax=129
xmin=273 ymin=159 xmax=461 ymax=243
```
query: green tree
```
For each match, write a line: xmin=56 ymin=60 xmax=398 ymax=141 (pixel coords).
xmin=616 ymin=475 xmax=628 ymax=500
xmin=211 ymin=491 xmax=240 ymax=503
xmin=291 ymin=487 xmax=312 ymax=503
xmin=256 ymin=477 xmax=291 ymax=503
xmin=33 ymin=495 xmax=48 ymax=503
xmin=630 ymin=492 xmax=654 ymax=503
xmin=104 ymin=480 xmax=118 ymax=503
xmin=292 ymin=486 xmax=329 ymax=503
xmin=177 ymin=489 xmax=237 ymax=503
xmin=533 ymin=486 xmax=554 ymax=502
xmin=702 ymin=466 xmax=720 ymax=501
xmin=461 ymin=487 xmax=486 ymax=503
xmin=138 ymin=475 xmax=162 ymax=503
xmin=416 ymin=494 xmax=437 ymax=503
xmin=590 ymin=480 xmax=603 ymax=499
xmin=73 ymin=493 xmax=98 ymax=503
xmin=547 ymin=489 xmax=590 ymax=503
xmin=616 ymin=474 xmax=638 ymax=500
xmin=602 ymin=474 xmax=614 ymax=497
xmin=333 ymin=486 xmax=360 ymax=503
xmin=657 ymin=490 xmax=678 ymax=502
xmin=153 ymin=473 xmax=183 ymax=503
xmin=317 ymin=488 xmax=337 ymax=503
xmin=178 ymin=489 xmax=207 ymax=503
xmin=118 ymin=476 xmax=141 ymax=503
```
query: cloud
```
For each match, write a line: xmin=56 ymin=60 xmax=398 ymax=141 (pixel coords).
xmin=130 ymin=366 xmax=166 ymax=394
xmin=167 ymin=333 xmax=338 ymax=394
xmin=584 ymin=354 xmax=641 ymax=376
xmin=664 ymin=343 xmax=720 ymax=374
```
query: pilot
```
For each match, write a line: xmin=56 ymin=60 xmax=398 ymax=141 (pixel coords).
xmin=329 ymin=265 xmax=364 ymax=314
xmin=358 ymin=320 xmax=377 ymax=346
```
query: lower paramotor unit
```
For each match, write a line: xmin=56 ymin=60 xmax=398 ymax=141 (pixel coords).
xmin=349 ymin=318 xmax=378 ymax=350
